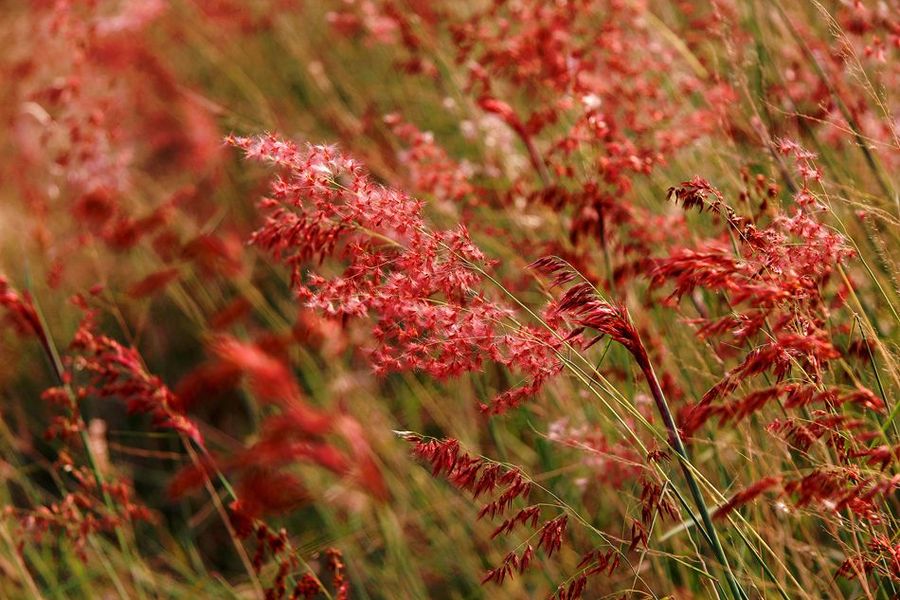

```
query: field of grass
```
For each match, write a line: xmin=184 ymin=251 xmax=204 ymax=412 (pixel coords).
xmin=0 ymin=1 xmax=898 ymax=598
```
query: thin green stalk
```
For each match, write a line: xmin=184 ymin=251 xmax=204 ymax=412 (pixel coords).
xmin=28 ymin=295 xmax=147 ymax=598
xmin=0 ymin=520 xmax=45 ymax=600
xmin=181 ymin=438 xmax=266 ymax=600
xmin=770 ymin=0 xmax=896 ymax=202
xmin=638 ymin=358 xmax=746 ymax=600
xmin=855 ymin=315 xmax=898 ymax=440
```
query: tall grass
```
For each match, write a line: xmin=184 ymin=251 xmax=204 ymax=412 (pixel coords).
xmin=0 ymin=1 xmax=897 ymax=598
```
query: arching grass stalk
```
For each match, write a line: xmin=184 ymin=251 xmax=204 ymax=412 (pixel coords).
xmin=636 ymin=355 xmax=746 ymax=600
xmin=432 ymin=243 xmax=749 ymax=598
xmin=460 ymin=256 xmax=748 ymax=598
xmin=26 ymin=295 xmax=140 ymax=599
xmin=232 ymin=136 xmax=754 ymax=597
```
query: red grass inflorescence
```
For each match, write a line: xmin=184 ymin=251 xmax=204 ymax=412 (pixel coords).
xmin=229 ymin=134 xmax=570 ymax=415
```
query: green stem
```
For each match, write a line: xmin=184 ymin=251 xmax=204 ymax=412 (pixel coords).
xmin=638 ymin=357 xmax=745 ymax=600
xmin=29 ymin=298 xmax=142 ymax=598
